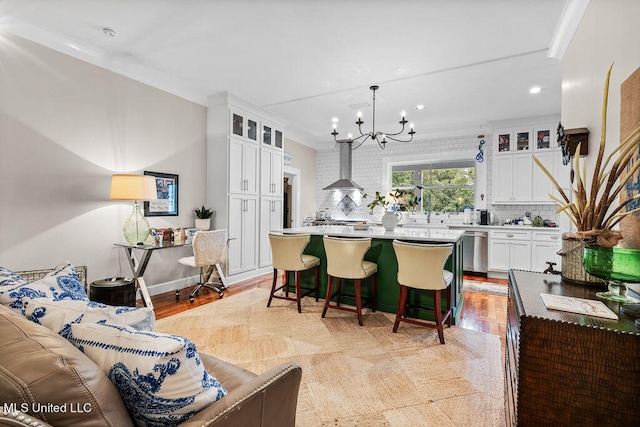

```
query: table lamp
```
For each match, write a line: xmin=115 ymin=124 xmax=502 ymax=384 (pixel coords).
xmin=110 ymin=174 xmax=158 ymax=245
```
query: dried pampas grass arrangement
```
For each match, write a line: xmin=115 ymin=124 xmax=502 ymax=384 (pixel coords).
xmin=534 ymin=64 xmax=640 ymax=248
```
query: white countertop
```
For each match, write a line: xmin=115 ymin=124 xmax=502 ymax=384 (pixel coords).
xmin=447 ymin=224 xmax=562 ymax=232
xmin=281 ymin=225 xmax=464 ymax=243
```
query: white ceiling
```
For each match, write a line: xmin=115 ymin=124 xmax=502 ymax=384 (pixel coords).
xmin=0 ymin=0 xmax=570 ymax=149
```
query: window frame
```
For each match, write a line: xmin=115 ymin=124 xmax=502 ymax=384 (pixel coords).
xmin=382 ymin=150 xmax=480 ymax=214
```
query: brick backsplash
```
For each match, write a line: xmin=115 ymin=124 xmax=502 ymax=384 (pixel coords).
xmin=315 ymin=133 xmax=563 ymax=226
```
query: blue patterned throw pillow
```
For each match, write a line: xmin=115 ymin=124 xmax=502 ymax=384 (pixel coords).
xmin=0 ymin=263 xmax=88 ymax=315
xmin=67 ymin=322 xmax=227 ymax=426
xmin=24 ymin=298 xmax=156 ymax=334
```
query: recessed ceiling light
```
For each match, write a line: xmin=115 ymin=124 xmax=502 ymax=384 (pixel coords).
xmin=529 ymin=86 xmax=542 ymax=94
xmin=103 ymin=27 xmax=118 ymax=38
xmin=415 ymin=104 xmax=425 ymax=110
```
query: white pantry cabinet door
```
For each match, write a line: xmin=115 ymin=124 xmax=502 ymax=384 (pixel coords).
xmin=259 ymin=198 xmax=283 ymax=267
xmin=493 ymin=156 xmax=514 ymax=202
xmin=532 ymin=151 xmax=555 ymax=202
xmin=228 ymin=195 xmax=258 ymax=275
xmin=229 ymin=138 xmax=259 ymax=195
xmin=512 ymin=153 xmax=532 ymax=202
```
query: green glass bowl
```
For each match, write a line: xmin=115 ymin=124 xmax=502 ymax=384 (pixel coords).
xmin=583 ymin=246 xmax=640 ymax=283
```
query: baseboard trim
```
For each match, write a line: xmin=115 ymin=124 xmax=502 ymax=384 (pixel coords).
xmin=142 ymin=275 xmax=200 ymax=298
xmin=142 ymin=266 xmax=273 ymax=298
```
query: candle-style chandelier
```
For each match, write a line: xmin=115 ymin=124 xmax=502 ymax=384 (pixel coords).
xmin=331 ymin=85 xmax=415 ymax=149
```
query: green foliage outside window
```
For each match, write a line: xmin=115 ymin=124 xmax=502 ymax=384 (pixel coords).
xmin=392 ymin=171 xmax=415 ymax=188
xmin=391 ymin=166 xmax=474 ymax=213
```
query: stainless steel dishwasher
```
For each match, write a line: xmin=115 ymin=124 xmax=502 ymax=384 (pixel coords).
xmin=462 ymin=230 xmax=488 ymax=274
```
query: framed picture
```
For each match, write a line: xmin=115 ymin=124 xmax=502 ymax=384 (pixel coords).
xmin=144 ymin=171 xmax=178 ymax=216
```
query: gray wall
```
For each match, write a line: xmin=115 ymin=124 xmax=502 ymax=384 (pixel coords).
xmin=0 ymin=33 xmax=207 ymax=292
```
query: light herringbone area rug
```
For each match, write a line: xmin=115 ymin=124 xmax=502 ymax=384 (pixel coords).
xmin=156 ymin=288 xmax=505 ymax=426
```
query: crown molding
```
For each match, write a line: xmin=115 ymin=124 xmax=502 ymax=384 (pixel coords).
xmin=547 ymin=0 xmax=591 ymax=60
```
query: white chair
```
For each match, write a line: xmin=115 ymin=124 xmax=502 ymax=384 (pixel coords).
xmin=392 ymin=240 xmax=453 ymax=344
xmin=177 ymin=229 xmax=228 ymax=302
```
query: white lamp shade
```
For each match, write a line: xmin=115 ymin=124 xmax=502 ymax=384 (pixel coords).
xmin=110 ymin=174 xmax=158 ymax=201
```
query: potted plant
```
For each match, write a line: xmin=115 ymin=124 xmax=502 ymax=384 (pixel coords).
xmin=194 ymin=206 xmax=214 ymax=230
xmin=364 ymin=187 xmax=421 ymax=231
xmin=533 ymin=64 xmax=640 ymax=283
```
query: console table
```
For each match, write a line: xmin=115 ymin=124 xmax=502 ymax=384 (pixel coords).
xmin=506 ymin=270 xmax=640 ymax=426
xmin=114 ymin=241 xmax=191 ymax=309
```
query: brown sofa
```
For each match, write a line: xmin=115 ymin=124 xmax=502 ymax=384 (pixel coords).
xmin=0 ymin=268 xmax=302 ymax=427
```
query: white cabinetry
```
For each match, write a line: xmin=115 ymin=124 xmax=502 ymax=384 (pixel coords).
xmin=488 ymin=228 xmax=562 ymax=273
xmin=493 ymin=154 xmax=533 ymax=202
xmin=531 ymin=150 xmax=555 ymax=202
xmin=513 ymin=153 xmax=533 ymax=201
xmin=228 ymin=195 xmax=258 ymax=274
xmin=488 ymin=230 xmax=532 ymax=271
xmin=207 ymin=94 xmax=286 ymax=280
xmin=230 ymin=108 xmax=259 ymax=143
xmin=261 ymin=120 xmax=284 ymax=149
xmin=229 ymin=136 xmax=258 ymax=195
xmin=493 ymin=155 xmax=513 ymax=202
xmin=260 ymin=148 xmax=283 ymax=196
xmin=532 ymin=149 xmax=572 ymax=202
xmin=531 ymin=230 xmax=562 ymax=272
xmin=259 ymin=197 xmax=283 ymax=267
xmin=493 ymin=123 xmax=560 ymax=204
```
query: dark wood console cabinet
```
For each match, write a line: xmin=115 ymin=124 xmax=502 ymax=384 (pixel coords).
xmin=506 ymin=270 xmax=640 ymax=426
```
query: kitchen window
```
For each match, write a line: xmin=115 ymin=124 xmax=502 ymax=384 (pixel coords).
xmin=391 ymin=160 xmax=475 ymax=213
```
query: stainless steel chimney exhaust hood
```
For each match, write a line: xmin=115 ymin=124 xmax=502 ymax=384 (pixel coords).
xmin=322 ymin=142 xmax=363 ymax=191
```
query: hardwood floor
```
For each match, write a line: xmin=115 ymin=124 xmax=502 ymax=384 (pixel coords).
xmin=152 ymin=273 xmax=508 ymax=341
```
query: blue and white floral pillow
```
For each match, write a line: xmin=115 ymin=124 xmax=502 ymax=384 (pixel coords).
xmin=0 ymin=264 xmax=88 ymax=315
xmin=67 ymin=322 xmax=227 ymax=426
xmin=24 ymin=298 xmax=156 ymax=334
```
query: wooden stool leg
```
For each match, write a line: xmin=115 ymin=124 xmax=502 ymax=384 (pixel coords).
xmin=284 ymin=270 xmax=289 ymax=297
xmin=314 ymin=265 xmax=320 ymax=302
xmin=267 ymin=268 xmax=278 ymax=307
xmin=446 ymin=284 xmax=452 ymax=327
xmin=371 ymin=274 xmax=377 ymax=312
xmin=393 ymin=285 xmax=408 ymax=333
xmin=355 ymin=279 xmax=363 ymax=326
xmin=322 ymin=275 xmax=333 ymax=318
xmin=335 ymin=278 xmax=341 ymax=307
xmin=295 ymin=270 xmax=302 ymax=313
xmin=434 ymin=289 xmax=445 ymax=344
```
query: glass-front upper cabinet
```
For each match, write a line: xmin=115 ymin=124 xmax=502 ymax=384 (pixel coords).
xmin=261 ymin=121 xmax=284 ymax=150
xmin=515 ymin=130 xmax=531 ymax=151
xmin=247 ymin=118 xmax=258 ymax=141
xmin=230 ymin=108 xmax=259 ymax=143
xmin=231 ymin=112 xmax=244 ymax=138
xmin=263 ymin=125 xmax=272 ymax=146
xmin=534 ymin=124 xmax=557 ymax=151
xmin=495 ymin=125 xmax=556 ymax=154
xmin=495 ymin=130 xmax=513 ymax=154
